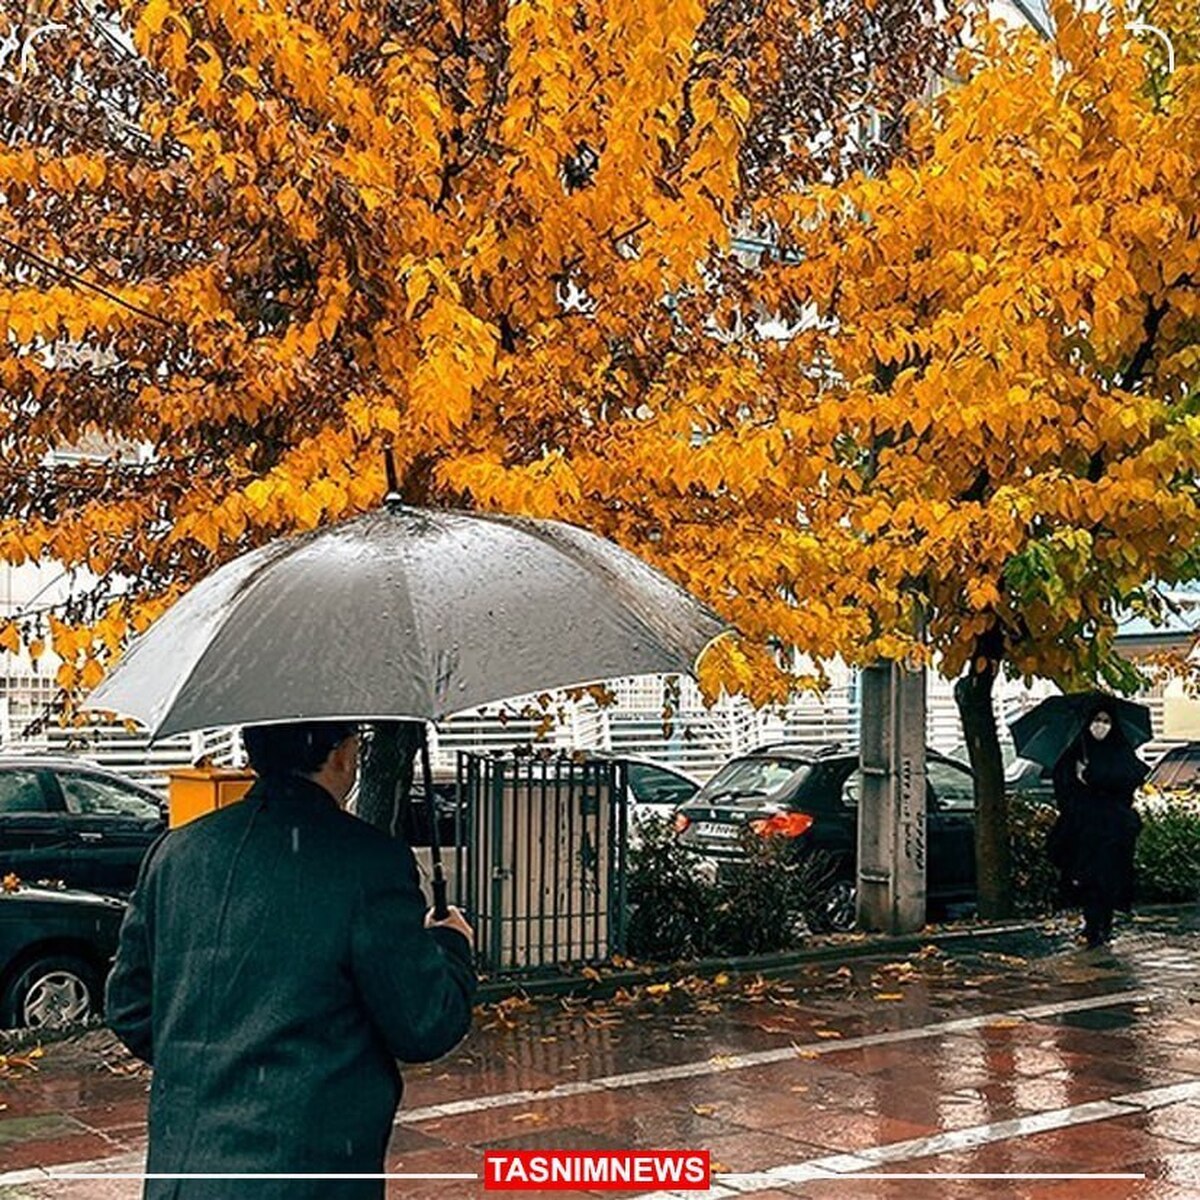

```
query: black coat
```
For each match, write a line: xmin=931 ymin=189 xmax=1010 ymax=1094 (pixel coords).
xmin=106 ymin=775 xmax=476 ymax=1200
xmin=1050 ymin=731 xmax=1146 ymax=910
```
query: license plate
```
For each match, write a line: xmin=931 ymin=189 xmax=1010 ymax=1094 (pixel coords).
xmin=694 ymin=821 xmax=739 ymax=840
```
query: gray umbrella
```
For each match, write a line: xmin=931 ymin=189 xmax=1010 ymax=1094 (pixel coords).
xmin=86 ymin=503 xmax=727 ymax=739
xmin=87 ymin=503 xmax=726 ymax=918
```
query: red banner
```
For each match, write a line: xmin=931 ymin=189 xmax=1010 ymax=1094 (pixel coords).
xmin=483 ymin=1150 xmax=711 ymax=1191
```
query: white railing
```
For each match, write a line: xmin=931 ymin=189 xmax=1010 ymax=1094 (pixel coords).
xmin=0 ymin=670 xmax=1188 ymax=785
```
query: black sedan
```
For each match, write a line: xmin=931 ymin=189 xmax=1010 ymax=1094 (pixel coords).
xmin=0 ymin=882 xmax=125 ymax=1029
xmin=674 ymin=743 xmax=982 ymax=927
xmin=0 ymin=756 xmax=166 ymax=895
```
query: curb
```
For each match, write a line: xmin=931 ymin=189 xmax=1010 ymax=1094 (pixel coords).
xmin=476 ymin=916 xmax=1046 ymax=1004
xmin=475 ymin=902 xmax=1198 ymax=1004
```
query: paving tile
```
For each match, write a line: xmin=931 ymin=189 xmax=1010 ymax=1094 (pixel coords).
xmin=0 ymin=1129 xmax=122 ymax=1173
xmin=767 ymin=1108 xmax=942 ymax=1154
xmin=1012 ymin=1122 xmax=1194 ymax=1172
xmin=0 ymin=1114 xmax=91 ymax=1148
xmin=1141 ymin=1101 xmax=1200 ymax=1146
xmin=6 ymin=913 xmax=1200 ymax=1194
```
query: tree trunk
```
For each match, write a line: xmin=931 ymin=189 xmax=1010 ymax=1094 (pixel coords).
xmin=357 ymin=721 xmax=422 ymax=837
xmin=953 ymin=642 xmax=1012 ymax=920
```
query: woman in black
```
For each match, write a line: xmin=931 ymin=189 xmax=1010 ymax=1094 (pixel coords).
xmin=1050 ymin=708 xmax=1147 ymax=948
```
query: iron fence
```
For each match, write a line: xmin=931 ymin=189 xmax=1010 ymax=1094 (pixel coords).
xmin=457 ymin=753 xmax=627 ymax=974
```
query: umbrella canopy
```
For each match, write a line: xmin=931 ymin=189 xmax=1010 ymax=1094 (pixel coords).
xmin=1008 ymin=692 xmax=1153 ymax=769
xmin=86 ymin=505 xmax=728 ymax=739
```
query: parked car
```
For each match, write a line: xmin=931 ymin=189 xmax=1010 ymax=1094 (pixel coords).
xmin=1132 ymin=744 xmax=1200 ymax=811
xmin=1140 ymin=742 xmax=1200 ymax=802
xmin=946 ymin=740 xmax=1053 ymax=800
xmin=673 ymin=743 xmax=982 ymax=928
xmin=380 ymin=754 xmax=701 ymax=846
xmin=0 ymin=756 xmax=166 ymax=896
xmin=619 ymin=756 xmax=702 ymax=831
xmin=0 ymin=882 xmax=125 ymax=1030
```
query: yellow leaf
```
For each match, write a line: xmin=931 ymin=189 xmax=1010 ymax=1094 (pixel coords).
xmin=81 ymin=658 xmax=106 ymax=690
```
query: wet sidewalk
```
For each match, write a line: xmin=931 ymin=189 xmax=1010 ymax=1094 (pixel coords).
xmin=3 ymin=912 xmax=1200 ymax=1197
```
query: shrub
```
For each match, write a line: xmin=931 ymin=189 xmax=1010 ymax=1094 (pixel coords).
xmin=624 ymin=816 xmax=834 ymax=961
xmin=624 ymin=816 xmax=714 ymax=962
xmin=1008 ymin=791 xmax=1200 ymax=910
xmin=1008 ymin=794 xmax=1062 ymax=916
xmin=1135 ymin=802 xmax=1200 ymax=903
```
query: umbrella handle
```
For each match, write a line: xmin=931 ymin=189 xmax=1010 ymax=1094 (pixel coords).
xmin=431 ymin=863 xmax=450 ymax=921
xmin=420 ymin=725 xmax=452 ymax=920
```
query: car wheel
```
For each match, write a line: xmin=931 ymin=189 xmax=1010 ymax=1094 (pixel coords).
xmin=813 ymin=881 xmax=857 ymax=933
xmin=2 ymin=956 xmax=100 ymax=1031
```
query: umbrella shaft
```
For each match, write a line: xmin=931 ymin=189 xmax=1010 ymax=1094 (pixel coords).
xmin=420 ymin=727 xmax=451 ymax=919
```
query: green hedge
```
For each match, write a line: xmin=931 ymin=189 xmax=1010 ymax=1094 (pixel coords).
xmin=627 ymin=794 xmax=1200 ymax=964
xmin=1009 ymin=792 xmax=1200 ymax=911
xmin=1134 ymin=800 xmax=1200 ymax=903
xmin=1008 ymin=795 xmax=1062 ymax=916
xmin=624 ymin=817 xmax=836 ymax=961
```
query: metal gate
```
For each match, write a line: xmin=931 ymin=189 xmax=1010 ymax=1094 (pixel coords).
xmin=458 ymin=753 xmax=627 ymax=973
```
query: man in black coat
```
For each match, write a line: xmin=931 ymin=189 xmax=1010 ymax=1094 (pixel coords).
xmin=107 ymin=721 xmax=476 ymax=1199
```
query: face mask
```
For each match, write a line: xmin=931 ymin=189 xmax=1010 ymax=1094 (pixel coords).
xmin=1089 ymin=715 xmax=1112 ymax=741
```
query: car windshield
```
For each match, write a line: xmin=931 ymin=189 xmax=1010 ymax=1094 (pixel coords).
xmin=1149 ymin=745 xmax=1200 ymax=790
xmin=699 ymin=757 xmax=808 ymax=801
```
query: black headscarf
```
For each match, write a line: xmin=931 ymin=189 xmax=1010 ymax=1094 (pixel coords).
xmin=1077 ymin=707 xmax=1148 ymax=801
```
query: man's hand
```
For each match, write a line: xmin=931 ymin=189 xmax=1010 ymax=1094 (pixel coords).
xmin=426 ymin=905 xmax=474 ymax=942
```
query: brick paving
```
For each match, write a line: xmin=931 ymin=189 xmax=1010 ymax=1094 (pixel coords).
xmin=2 ymin=912 xmax=1200 ymax=1197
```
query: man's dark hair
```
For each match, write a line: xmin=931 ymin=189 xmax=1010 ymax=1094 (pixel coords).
xmin=242 ymin=721 xmax=358 ymax=778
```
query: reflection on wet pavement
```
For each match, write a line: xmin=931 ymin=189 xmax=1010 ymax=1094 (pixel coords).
xmin=3 ymin=912 xmax=1200 ymax=1197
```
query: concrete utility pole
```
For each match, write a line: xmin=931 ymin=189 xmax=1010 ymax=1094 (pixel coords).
xmin=856 ymin=661 xmax=927 ymax=933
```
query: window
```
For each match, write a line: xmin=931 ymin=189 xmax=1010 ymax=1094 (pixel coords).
xmin=59 ymin=774 xmax=160 ymax=820
xmin=0 ymin=771 xmax=49 ymax=814
xmin=841 ymin=769 xmax=861 ymax=808
xmin=1150 ymin=745 xmax=1200 ymax=791
xmin=627 ymin=763 xmax=698 ymax=807
xmin=927 ymin=760 xmax=975 ymax=812
xmin=700 ymin=757 xmax=809 ymax=801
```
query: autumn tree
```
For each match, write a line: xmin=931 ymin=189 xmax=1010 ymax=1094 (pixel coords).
xmin=0 ymin=0 xmax=956 ymax=652
xmin=568 ymin=1 xmax=1198 ymax=918
xmin=0 ymin=0 xmax=956 ymax=826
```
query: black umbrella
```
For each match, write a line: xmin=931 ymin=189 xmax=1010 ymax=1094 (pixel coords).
xmin=86 ymin=496 xmax=728 ymax=916
xmin=1008 ymin=693 xmax=1153 ymax=770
